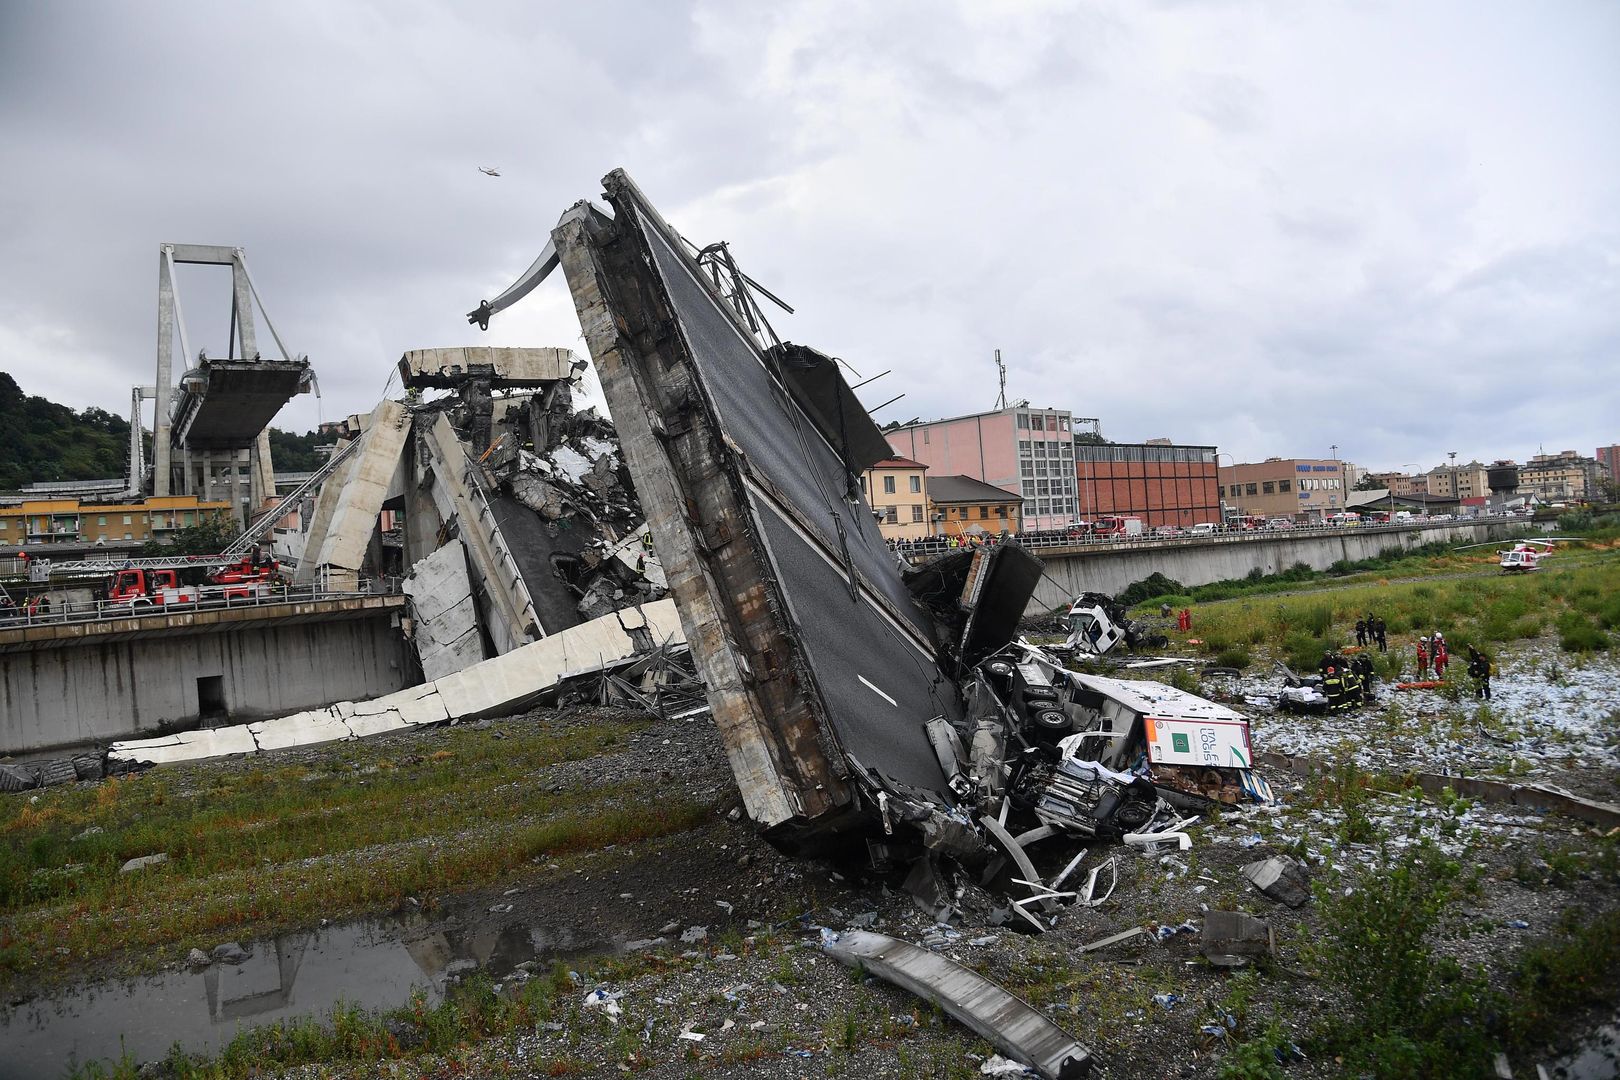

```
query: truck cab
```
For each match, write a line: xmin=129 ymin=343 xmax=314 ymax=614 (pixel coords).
xmin=108 ymin=569 xmax=195 ymax=607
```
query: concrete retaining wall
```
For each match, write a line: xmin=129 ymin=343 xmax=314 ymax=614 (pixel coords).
xmin=1027 ymin=521 xmax=1516 ymax=613
xmin=0 ymin=615 xmax=414 ymax=754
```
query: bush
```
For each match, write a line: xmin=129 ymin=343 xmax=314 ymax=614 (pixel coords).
xmin=1213 ymin=647 xmax=1252 ymax=670
xmin=1311 ymin=842 xmax=1495 ymax=1079
xmin=1117 ymin=572 xmax=1186 ymax=607
xmin=1557 ymin=612 xmax=1611 ymax=653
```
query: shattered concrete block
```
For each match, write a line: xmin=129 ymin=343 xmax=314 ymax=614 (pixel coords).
xmin=119 ymin=853 xmax=169 ymax=874
xmin=110 ymin=726 xmax=259 ymax=767
xmin=248 ymin=709 xmax=353 ymax=753
xmin=1241 ymin=856 xmax=1311 ymax=908
xmin=0 ymin=763 xmax=36 ymax=792
xmin=1200 ymin=911 xmax=1276 ymax=968
xmin=403 ymin=540 xmax=486 ymax=680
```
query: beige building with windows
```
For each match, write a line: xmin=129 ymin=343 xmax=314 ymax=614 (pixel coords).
xmin=1519 ymin=451 xmax=1599 ymax=502
xmin=1218 ymin=458 xmax=1346 ymax=520
xmin=860 ymin=458 xmax=931 ymax=540
xmin=0 ymin=495 xmax=232 ymax=547
xmin=1423 ymin=461 xmax=1490 ymax=499
xmin=926 ymin=475 xmax=1024 ymax=537
xmin=1365 ymin=471 xmax=1425 ymax=497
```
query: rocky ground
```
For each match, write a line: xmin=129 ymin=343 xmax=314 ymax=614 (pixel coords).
xmin=16 ymin=678 xmax=1613 ymax=1080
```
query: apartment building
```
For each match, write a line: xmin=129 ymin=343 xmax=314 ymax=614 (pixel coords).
xmin=859 ymin=457 xmax=931 ymax=540
xmin=886 ymin=405 xmax=1078 ymax=530
xmin=0 ymin=495 xmax=233 ymax=546
xmin=1519 ymin=451 xmax=1601 ymax=502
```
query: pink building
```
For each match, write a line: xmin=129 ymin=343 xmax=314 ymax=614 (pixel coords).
xmin=886 ymin=405 xmax=1079 ymax=530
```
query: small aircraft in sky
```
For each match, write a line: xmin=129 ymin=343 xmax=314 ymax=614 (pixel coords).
xmin=478 ymin=166 xmax=501 ymax=177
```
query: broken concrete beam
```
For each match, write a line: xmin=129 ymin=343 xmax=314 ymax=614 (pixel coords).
xmin=108 ymin=725 xmax=260 ymax=766
xmin=292 ymin=434 xmax=363 ymax=584
xmin=109 ymin=601 xmax=685 ymax=767
xmin=1241 ymin=855 xmax=1311 ymax=908
xmin=552 ymin=172 xmax=956 ymax=842
xmin=398 ymin=347 xmax=583 ymax=389
xmin=420 ymin=410 xmax=543 ymax=654
xmin=821 ymin=929 xmax=1091 ymax=1078
xmin=302 ymin=399 xmax=413 ymax=589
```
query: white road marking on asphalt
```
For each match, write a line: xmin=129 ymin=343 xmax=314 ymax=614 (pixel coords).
xmin=858 ymin=675 xmax=897 ymax=707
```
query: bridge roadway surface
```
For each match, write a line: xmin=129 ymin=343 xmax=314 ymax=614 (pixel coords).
xmin=895 ymin=516 xmax=1527 ymax=614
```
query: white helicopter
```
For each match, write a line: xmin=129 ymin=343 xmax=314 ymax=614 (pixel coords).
xmin=1457 ymin=536 xmax=1577 ymax=572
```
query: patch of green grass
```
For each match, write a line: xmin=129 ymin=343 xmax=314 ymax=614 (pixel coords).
xmin=0 ymin=717 xmax=722 ymax=987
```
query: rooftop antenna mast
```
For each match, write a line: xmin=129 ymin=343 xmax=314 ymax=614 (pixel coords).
xmin=993 ymin=348 xmax=1008 ymax=410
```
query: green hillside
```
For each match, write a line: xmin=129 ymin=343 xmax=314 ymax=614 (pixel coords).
xmin=0 ymin=374 xmax=337 ymax=490
xmin=0 ymin=373 xmax=131 ymax=490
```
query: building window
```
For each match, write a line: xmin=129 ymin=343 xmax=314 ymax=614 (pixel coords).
xmin=1017 ymin=413 xmax=1030 ymax=429
xmin=883 ymin=506 xmax=897 ymax=524
xmin=1020 ymin=461 xmax=1034 ymax=476
xmin=1218 ymin=485 xmax=1225 ymax=498
xmin=123 ymin=515 xmax=132 ymax=525
xmin=997 ymin=506 xmax=1007 ymax=518
xmin=883 ymin=476 xmax=896 ymax=494
xmin=858 ymin=476 xmax=867 ymax=494
xmin=124 ymin=532 xmax=132 ymax=540
xmin=911 ymin=505 xmax=924 ymax=523
xmin=98 ymin=515 xmax=107 ymax=526
xmin=1245 ymin=483 xmax=1258 ymax=496
xmin=1032 ymin=415 xmax=1045 ymax=431
xmin=909 ymin=476 xmax=921 ymax=493
xmin=979 ymin=505 xmax=990 ymax=518
xmin=1018 ymin=440 xmax=1032 ymax=454
xmin=1278 ymin=480 xmax=1291 ymax=493
xmin=1262 ymin=481 xmax=1275 ymax=494
xmin=922 ymin=429 xmax=930 ymax=444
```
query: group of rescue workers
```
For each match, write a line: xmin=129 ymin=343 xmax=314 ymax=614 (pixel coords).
xmin=1353 ymin=613 xmax=1388 ymax=651
xmin=1318 ymin=648 xmax=1377 ymax=712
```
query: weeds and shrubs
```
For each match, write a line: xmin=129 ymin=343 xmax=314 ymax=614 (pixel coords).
xmin=1556 ymin=611 xmax=1611 ymax=653
xmin=1310 ymin=841 xmax=1495 ymax=1079
xmin=1116 ymin=572 xmax=1187 ymax=607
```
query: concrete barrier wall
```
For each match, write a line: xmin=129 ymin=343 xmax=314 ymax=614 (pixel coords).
xmin=1027 ymin=521 xmax=1515 ymax=613
xmin=0 ymin=616 xmax=414 ymax=754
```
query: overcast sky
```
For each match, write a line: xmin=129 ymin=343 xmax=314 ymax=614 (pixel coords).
xmin=1 ymin=0 xmax=1615 ymax=472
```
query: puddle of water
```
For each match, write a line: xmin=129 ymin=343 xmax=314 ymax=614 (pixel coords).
xmin=0 ymin=913 xmax=612 ymax=1079
xmin=1541 ymin=1018 xmax=1620 ymax=1080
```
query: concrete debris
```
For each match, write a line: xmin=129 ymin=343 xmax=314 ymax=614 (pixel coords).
xmin=186 ymin=948 xmax=210 ymax=967
xmin=1241 ymin=856 xmax=1312 ymax=908
xmin=1077 ymin=926 xmax=1148 ymax=953
xmin=1201 ymin=911 xmax=1276 ymax=967
xmin=108 ymin=600 xmax=685 ymax=766
xmin=118 ymin=853 xmax=169 ymax=874
xmin=821 ymin=929 xmax=1091 ymax=1078
xmin=402 ymin=539 xmax=484 ymax=680
xmin=443 ymin=169 xmax=1288 ymax=928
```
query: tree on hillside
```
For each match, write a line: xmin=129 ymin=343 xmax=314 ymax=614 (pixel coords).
xmin=0 ymin=373 xmax=139 ymax=489
xmin=268 ymin=428 xmax=339 ymax=472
